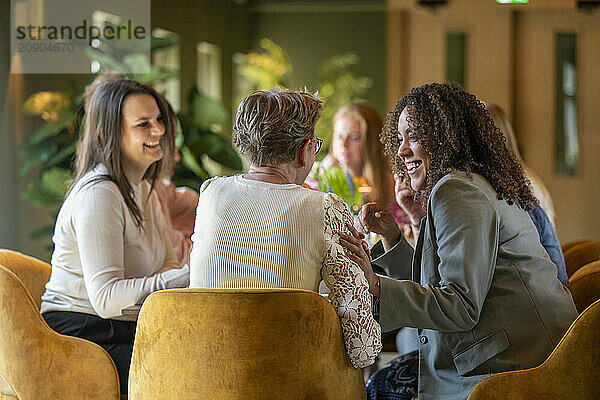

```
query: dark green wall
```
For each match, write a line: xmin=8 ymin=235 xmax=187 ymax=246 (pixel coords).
xmin=249 ymin=8 xmax=387 ymax=115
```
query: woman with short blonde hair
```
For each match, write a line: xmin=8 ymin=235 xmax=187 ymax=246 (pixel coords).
xmin=190 ymin=88 xmax=382 ymax=368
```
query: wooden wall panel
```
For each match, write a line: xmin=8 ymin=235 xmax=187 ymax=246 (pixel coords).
xmin=514 ymin=10 xmax=600 ymax=242
xmin=386 ymin=2 xmax=513 ymax=117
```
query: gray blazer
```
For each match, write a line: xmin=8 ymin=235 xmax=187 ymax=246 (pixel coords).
xmin=372 ymin=172 xmax=577 ymax=400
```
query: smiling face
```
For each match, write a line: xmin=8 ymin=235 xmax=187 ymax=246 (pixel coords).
xmin=120 ymin=94 xmax=165 ymax=183
xmin=332 ymin=115 xmax=364 ymax=177
xmin=397 ymin=107 xmax=431 ymax=192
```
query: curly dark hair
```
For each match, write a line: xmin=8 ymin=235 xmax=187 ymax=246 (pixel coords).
xmin=381 ymin=82 xmax=537 ymax=210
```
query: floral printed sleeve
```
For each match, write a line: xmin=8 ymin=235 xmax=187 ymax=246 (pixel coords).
xmin=321 ymin=193 xmax=382 ymax=368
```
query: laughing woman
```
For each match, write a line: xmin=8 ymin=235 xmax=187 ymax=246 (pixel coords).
xmin=40 ymin=75 xmax=189 ymax=394
xmin=340 ymin=83 xmax=577 ymax=400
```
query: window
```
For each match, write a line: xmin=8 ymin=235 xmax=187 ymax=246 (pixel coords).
xmin=152 ymin=28 xmax=180 ymax=111
xmin=197 ymin=41 xmax=222 ymax=101
xmin=446 ymin=31 xmax=467 ymax=88
xmin=555 ymin=33 xmax=578 ymax=174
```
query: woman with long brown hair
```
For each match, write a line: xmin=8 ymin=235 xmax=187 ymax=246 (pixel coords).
xmin=40 ymin=74 xmax=189 ymax=394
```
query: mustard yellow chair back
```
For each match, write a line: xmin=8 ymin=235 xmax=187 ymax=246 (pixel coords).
xmin=466 ymin=299 xmax=600 ymax=399
xmin=563 ymin=241 xmax=600 ymax=278
xmin=561 ymin=240 xmax=594 ymax=253
xmin=568 ymin=260 xmax=600 ymax=313
xmin=0 ymin=263 xmax=121 ymax=399
xmin=129 ymin=288 xmax=366 ymax=400
xmin=0 ymin=250 xmax=51 ymax=310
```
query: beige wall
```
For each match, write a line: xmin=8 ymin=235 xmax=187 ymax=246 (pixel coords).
xmin=387 ymin=0 xmax=600 ymax=242
xmin=387 ymin=0 xmax=513 ymax=113
xmin=514 ymin=10 xmax=600 ymax=242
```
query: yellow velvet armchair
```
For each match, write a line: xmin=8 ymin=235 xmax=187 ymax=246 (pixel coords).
xmin=0 ymin=250 xmax=122 ymax=400
xmin=129 ymin=288 xmax=367 ymax=400
xmin=466 ymin=299 xmax=600 ymax=399
xmin=562 ymin=240 xmax=600 ymax=278
xmin=568 ymin=260 xmax=600 ymax=313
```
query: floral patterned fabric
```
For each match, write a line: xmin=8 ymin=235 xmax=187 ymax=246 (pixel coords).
xmin=321 ymin=194 xmax=382 ymax=368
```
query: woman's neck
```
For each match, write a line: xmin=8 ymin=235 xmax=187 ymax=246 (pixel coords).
xmin=123 ymin=168 xmax=145 ymax=186
xmin=243 ymin=165 xmax=297 ymax=185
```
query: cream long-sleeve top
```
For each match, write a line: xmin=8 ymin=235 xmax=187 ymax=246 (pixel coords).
xmin=41 ymin=164 xmax=190 ymax=320
xmin=189 ymin=175 xmax=382 ymax=368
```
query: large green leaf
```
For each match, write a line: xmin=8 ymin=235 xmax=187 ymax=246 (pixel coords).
xmin=46 ymin=142 xmax=77 ymax=170
xmin=23 ymin=167 xmax=72 ymax=207
xmin=190 ymin=91 xmax=228 ymax=128
xmin=23 ymin=179 xmax=62 ymax=207
xmin=180 ymin=145 xmax=209 ymax=181
xmin=19 ymin=141 xmax=59 ymax=175
xmin=122 ymin=53 xmax=152 ymax=75
xmin=135 ymin=65 xmax=179 ymax=84
xmin=41 ymin=167 xmax=72 ymax=199
xmin=22 ymin=109 xmax=75 ymax=146
xmin=188 ymin=134 xmax=243 ymax=171
xmin=30 ymin=225 xmax=55 ymax=241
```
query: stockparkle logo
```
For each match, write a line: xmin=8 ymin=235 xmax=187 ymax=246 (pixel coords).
xmin=10 ymin=0 xmax=150 ymax=74
xmin=15 ymin=20 xmax=147 ymax=46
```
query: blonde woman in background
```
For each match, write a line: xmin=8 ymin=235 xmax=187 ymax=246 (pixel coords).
xmin=486 ymin=104 xmax=556 ymax=226
xmin=321 ymin=104 xmax=413 ymax=237
xmin=486 ymin=103 xmax=567 ymax=284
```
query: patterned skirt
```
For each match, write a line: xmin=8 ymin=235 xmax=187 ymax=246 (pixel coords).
xmin=366 ymin=351 xmax=419 ymax=400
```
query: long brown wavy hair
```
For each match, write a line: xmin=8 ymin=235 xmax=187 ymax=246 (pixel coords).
xmin=71 ymin=74 xmax=175 ymax=228
xmin=381 ymin=83 xmax=537 ymax=210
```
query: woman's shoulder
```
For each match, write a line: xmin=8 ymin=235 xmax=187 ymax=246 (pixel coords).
xmin=429 ymin=172 xmax=498 ymax=212
xmin=431 ymin=172 xmax=494 ymax=197
xmin=198 ymin=176 xmax=232 ymax=194
xmin=69 ymin=166 xmax=123 ymax=204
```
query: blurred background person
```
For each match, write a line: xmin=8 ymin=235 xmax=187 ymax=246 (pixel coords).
xmin=153 ymin=97 xmax=199 ymax=266
xmin=486 ymin=103 xmax=556 ymax=226
xmin=320 ymin=103 xmax=413 ymax=242
xmin=486 ymin=103 xmax=567 ymax=284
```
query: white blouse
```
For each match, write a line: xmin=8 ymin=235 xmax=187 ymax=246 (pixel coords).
xmin=41 ymin=165 xmax=189 ymax=320
xmin=190 ymin=175 xmax=382 ymax=368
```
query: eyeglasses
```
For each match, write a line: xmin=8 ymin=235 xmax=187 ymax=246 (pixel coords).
xmin=309 ymin=137 xmax=323 ymax=154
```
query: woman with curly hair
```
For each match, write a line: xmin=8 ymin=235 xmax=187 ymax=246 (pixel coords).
xmin=340 ymin=83 xmax=577 ymax=399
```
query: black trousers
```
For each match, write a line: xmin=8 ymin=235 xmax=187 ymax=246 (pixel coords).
xmin=42 ymin=311 xmax=136 ymax=395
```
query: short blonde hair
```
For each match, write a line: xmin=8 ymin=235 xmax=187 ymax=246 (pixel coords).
xmin=234 ymin=88 xmax=323 ymax=166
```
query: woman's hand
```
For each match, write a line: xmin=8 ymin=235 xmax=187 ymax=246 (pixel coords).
xmin=339 ymin=223 xmax=380 ymax=297
xmin=357 ymin=203 xmax=401 ymax=251
xmin=394 ymin=175 xmax=426 ymax=226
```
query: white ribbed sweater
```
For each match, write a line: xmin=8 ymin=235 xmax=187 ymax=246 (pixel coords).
xmin=189 ymin=175 xmax=381 ymax=368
